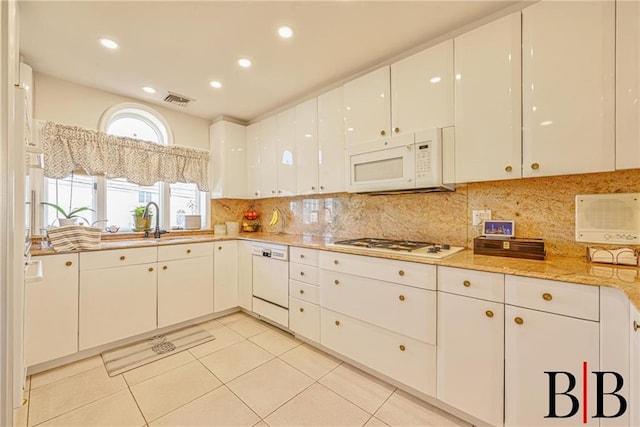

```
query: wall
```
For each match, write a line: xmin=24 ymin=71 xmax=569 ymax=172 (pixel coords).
xmin=33 ymin=72 xmax=210 ymax=150
xmin=211 ymin=169 xmax=640 ymax=257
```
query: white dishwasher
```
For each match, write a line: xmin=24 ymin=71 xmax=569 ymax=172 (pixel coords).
xmin=251 ymin=243 xmax=289 ymax=328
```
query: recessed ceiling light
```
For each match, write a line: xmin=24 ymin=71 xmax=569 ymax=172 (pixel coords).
xmin=210 ymin=81 xmax=222 ymax=89
xmin=141 ymin=86 xmax=156 ymax=94
xmin=278 ymin=26 xmax=294 ymax=39
xmin=99 ymin=38 xmax=119 ymax=49
xmin=238 ymin=58 xmax=252 ymax=68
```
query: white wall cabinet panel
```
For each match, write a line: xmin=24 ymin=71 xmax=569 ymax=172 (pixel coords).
xmin=246 ymin=123 xmax=261 ymax=198
xmin=259 ymin=116 xmax=278 ymax=197
xmin=214 ymin=241 xmax=238 ymax=312
xmin=276 ymin=107 xmax=297 ymax=197
xmin=522 ymin=1 xmax=615 ymax=178
xmin=317 ymin=87 xmax=345 ymax=193
xmin=238 ymin=240 xmax=253 ymax=310
xmin=437 ymin=292 xmax=504 ymax=427
xmin=210 ymin=121 xmax=247 ymax=198
xmin=616 ymin=0 xmax=640 ymax=170
xmin=344 ymin=67 xmax=391 ymax=147
xmin=391 ymin=40 xmax=454 ymax=135
xmin=24 ymin=254 xmax=79 ymax=367
xmin=454 ymin=12 xmax=522 ymax=183
xmin=295 ymin=98 xmax=319 ymax=195
xmin=505 ymin=305 xmax=599 ymax=426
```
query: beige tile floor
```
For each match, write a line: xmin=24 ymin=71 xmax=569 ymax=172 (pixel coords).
xmin=14 ymin=312 xmax=471 ymax=427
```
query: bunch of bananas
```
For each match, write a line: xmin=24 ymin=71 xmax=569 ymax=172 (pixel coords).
xmin=268 ymin=208 xmax=281 ymax=226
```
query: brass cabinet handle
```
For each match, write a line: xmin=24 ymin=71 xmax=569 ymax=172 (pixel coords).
xmin=299 ymin=307 xmax=304 ymax=313
xmin=300 ymin=271 xmax=305 ymax=276
xmin=398 ymin=270 xmax=405 ymax=276
xmin=299 ymin=289 xmax=304 ymax=294
xmin=218 ymin=246 xmax=222 ymax=250
xmin=120 ymin=256 xmax=126 ymax=261
xmin=463 ymin=280 xmax=471 ymax=287
xmin=380 ymin=130 xmax=386 ymax=136
xmin=272 ymin=190 xmax=276 ymax=194
xmin=162 ymin=265 xmax=168 ymax=270
xmin=320 ymin=186 xmax=324 ymax=190
xmin=148 ymin=267 xmax=154 ymax=272
xmin=634 ymin=321 xmax=639 ymax=332
xmin=531 ymin=163 xmax=540 ymax=170
xmin=542 ymin=292 xmax=553 ymax=301
xmin=399 ymin=295 xmax=405 ymax=301
xmin=65 ymin=261 xmax=73 ymax=267
xmin=254 ymin=192 xmax=259 ymax=196
xmin=335 ymin=320 xmax=340 ymax=326
xmin=334 ymin=259 xmax=339 ymax=265
xmin=394 ymin=127 xmax=400 ymax=133
xmin=515 ymin=317 xmax=524 ymax=325
xmin=399 ymin=344 xmax=406 ymax=351
xmin=311 ymin=186 xmax=316 ymax=190
xmin=187 ymin=249 xmax=192 ymax=254
xmin=486 ymin=310 xmax=494 ymax=318
xmin=334 ymin=279 xmax=340 ymax=285
xmin=300 ymin=254 xmax=305 ymax=259
xmin=505 ymin=165 xmax=513 ymax=172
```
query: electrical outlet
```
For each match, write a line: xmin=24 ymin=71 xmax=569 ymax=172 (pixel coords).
xmin=472 ymin=209 xmax=492 ymax=226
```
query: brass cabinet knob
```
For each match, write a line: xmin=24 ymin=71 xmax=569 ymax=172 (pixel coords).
xmin=162 ymin=265 xmax=168 ymax=270
xmin=334 ymin=260 xmax=339 ymax=265
xmin=186 ymin=249 xmax=191 ymax=254
xmin=486 ymin=310 xmax=494 ymax=318
xmin=278 ymin=190 xmax=283 ymax=194
xmin=272 ymin=190 xmax=276 ymax=194
xmin=148 ymin=267 xmax=154 ymax=272
xmin=515 ymin=317 xmax=524 ymax=325
xmin=399 ymin=344 xmax=406 ymax=351
xmin=531 ymin=163 xmax=540 ymax=170
xmin=300 ymin=254 xmax=305 ymax=259
xmin=399 ymin=295 xmax=405 ymax=301
xmin=380 ymin=130 xmax=386 ymax=136
xmin=334 ymin=279 xmax=340 ymax=285
xmin=505 ymin=165 xmax=513 ymax=172
xmin=320 ymin=186 xmax=325 ymax=190
xmin=299 ymin=289 xmax=304 ymax=294
xmin=311 ymin=186 xmax=316 ymax=190
xmin=300 ymin=271 xmax=305 ymax=276
xmin=398 ymin=270 xmax=405 ymax=276
xmin=65 ymin=261 xmax=73 ymax=267
xmin=634 ymin=321 xmax=639 ymax=332
xmin=394 ymin=127 xmax=400 ymax=133
xmin=299 ymin=307 xmax=304 ymax=313
xmin=542 ymin=292 xmax=553 ymax=301
xmin=254 ymin=192 xmax=259 ymax=196
xmin=463 ymin=280 xmax=471 ymax=287
xmin=335 ymin=320 xmax=340 ymax=326
xmin=120 ymin=256 xmax=126 ymax=261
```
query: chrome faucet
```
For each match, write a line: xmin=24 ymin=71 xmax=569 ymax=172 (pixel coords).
xmin=143 ymin=201 xmax=167 ymax=238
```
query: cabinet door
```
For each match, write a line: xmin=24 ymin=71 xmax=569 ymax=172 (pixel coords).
xmin=79 ymin=263 xmax=157 ymax=350
xmin=158 ymin=256 xmax=214 ymax=328
xmin=437 ymin=292 xmax=504 ymax=426
xmin=505 ymin=305 xmax=599 ymax=426
xmin=391 ymin=40 xmax=454 ymax=135
xmin=631 ymin=304 xmax=640 ymax=427
xmin=616 ymin=0 xmax=640 ymax=170
xmin=237 ymin=240 xmax=253 ymax=310
xmin=522 ymin=1 xmax=615 ymax=178
xmin=317 ymin=86 xmax=345 ymax=194
xmin=276 ymin=107 xmax=296 ymax=196
xmin=259 ymin=116 xmax=278 ymax=197
xmin=295 ymin=98 xmax=319 ymax=195
xmin=454 ymin=12 xmax=521 ymax=183
xmin=214 ymin=241 xmax=238 ymax=312
xmin=344 ymin=66 xmax=391 ymax=147
xmin=210 ymin=121 xmax=247 ymax=198
xmin=246 ymin=123 xmax=261 ymax=198
xmin=24 ymin=254 xmax=78 ymax=367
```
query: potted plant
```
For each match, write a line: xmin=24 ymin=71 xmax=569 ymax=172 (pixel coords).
xmin=41 ymin=202 xmax=94 ymax=226
xmin=131 ymin=205 xmax=153 ymax=232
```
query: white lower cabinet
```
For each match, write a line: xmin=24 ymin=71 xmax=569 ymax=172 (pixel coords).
xmin=24 ymin=254 xmax=79 ymax=367
xmin=238 ymin=240 xmax=253 ymax=310
xmin=289 ymin=297 xmax=320 ymax=342
xmin=214 ymin=241 xmax=238 ymax=312
xmin=288 ymin=247 xmax=320 ymax=342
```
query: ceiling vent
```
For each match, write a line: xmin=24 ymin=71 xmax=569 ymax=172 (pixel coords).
xmin=163 ymin=92 xmax=195 ymax=107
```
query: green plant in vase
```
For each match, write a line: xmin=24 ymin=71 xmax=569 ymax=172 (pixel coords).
xmin=131 ymin=205 xmax=153 ymax=232
xmin=41 ymin=202 xmax=94 ymax=226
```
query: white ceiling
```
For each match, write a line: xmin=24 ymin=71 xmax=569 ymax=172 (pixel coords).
xmin=19 ymin=1 xmax=521 ymax=123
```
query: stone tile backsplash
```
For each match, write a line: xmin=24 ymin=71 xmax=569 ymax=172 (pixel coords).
xmin=211 ymin=169 xmax=640 ymax=257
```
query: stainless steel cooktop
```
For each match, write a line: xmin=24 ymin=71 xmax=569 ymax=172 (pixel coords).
xmin=330 ymin=238 xmax=464 ymax=259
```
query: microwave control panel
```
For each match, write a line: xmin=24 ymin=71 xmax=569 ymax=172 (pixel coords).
xmin=416 ymin=144 xmax=432 ymax=179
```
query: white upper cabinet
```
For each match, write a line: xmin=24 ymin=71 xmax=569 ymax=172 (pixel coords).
xmin=616 ymin=0 xmax=640 ymax=170
xmin=522 ymin=1 xmax=615 ymax=178
xmin=454 ymin=13 xmax=522 ymax=183
xmin=246 ymin=122 xmax=261 ymax=198
xmin=344 ymin=66 xmax=391 ymax=147
xmin=318 ymin=86 xmax=346 ymax=194
xmin=391 ymin=40 xmax=454 ymax=135
xmin=276 ymin=107 xmax=297 ymax=196
xmin=295 ymin=98 xmax=319 ymax=195
xmin=210 ymin=121 xmax=247 ymax=199
xmin=259 ymin=116 xmax=278 ymax=197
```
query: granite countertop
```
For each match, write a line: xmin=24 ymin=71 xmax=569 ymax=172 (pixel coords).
xmin=31 ymin=231 xmax=640 ymax=309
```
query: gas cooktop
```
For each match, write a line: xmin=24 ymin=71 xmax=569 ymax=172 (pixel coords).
xmin=330 ymin=238 xmax=464 ymax=259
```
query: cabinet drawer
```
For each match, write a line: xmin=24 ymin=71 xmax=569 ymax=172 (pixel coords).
xmin=320 ymin=251 xmax=436 ymax=290
xmin=505 ymin=275 xmax=599 ymax=321
xmin=320 ymin=270 xmax=435 ymax=344
xmin=321 ymin=308 xmax=436 ymax=396
xmin=80 ymin=247 xmax=157 ymax=270
xmin=289 ymin=297 xmax=320 ymax=342
xmin=158 ymin=242 xmax=214 ymax=261
xmin=438 ymin=266 xmax=504 ymax=302
xmin=289 ymin=263 xmax=318 ymax=285
xmin=290 ymin=247 xmax=319 ymax=266
xmin=289 ymin=280 xmax=319 ymax=304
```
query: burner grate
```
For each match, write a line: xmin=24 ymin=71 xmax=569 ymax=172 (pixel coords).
xmin=334 ymin=238 xmax=435 ymax=252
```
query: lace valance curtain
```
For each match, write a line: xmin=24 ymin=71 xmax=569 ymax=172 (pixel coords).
xmin=42 ymin=121 xmax=210 ymax=191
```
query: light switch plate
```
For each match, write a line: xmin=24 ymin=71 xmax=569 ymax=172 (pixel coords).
xmin=472 ymin=209 xmax=492 ymax=226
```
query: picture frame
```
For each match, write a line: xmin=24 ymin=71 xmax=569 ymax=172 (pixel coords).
xmin=482 ymin=220 xmax=515 ymax=238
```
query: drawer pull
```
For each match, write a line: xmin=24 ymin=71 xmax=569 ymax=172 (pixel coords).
xmin=299 ymin=307 xmax=304 ymax=313
xmin=380 ymin=130 xmax=386 ymax=136
xmin=299 ymin=289 xmax=304 ymax=294
xmin=162 ymin=266 xmax=168 ymax=270
xmin=394 ymin=127 xmax=400 ymax=133
xmin=505 ymin=165 xmax=513 ymax=172
xmin=65 ymin=261 xmax=73 ymax=267
xmin=634 ymin=321 xmax=639 ymax=332
xmin=148 ymin=267 xmax=154 ymax=272
xmin=398 ymin=270 xmax=405 ymax=276
xmin=531 ymin=162 xmax=540 ymax=170
xmin=486 ymin=310 xmax=494 ymax=318
xmin=399 ymin=295 xmax=405 ymax=301
xmin=399 ymin=344 xmax=406 ymax=351
xmin=514 ymin=317 xmax=524 ymax=325
xmin=463 ymin=280 xmax=471 ymax=287
xmin=542 ymin=292 xmax=553 ymax=301
xmin=334 ymin=259 xmax=339 ymax=265
xmin=120 ymin=256 xmax=126 ymax=261
xmin=300 ymin=254 xmax=305 ymax=259
xmin=218 ymin=246 xmax=222 ymax=250
xmin=334 ymin=279 xmax=340 ymax=285
xmin=300 ymin=271 xmax=305 ymax=276
xmin=187 ymin=249 xmax=192 ymax=254
xmin=335 ymin=320 xmax=340 ymax=326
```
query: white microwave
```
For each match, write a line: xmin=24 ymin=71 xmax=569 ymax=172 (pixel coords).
xmin=347 ymin=128 xmax=455 ymax=193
